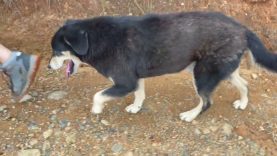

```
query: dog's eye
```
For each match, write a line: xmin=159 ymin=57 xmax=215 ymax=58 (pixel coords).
xmin=54 ymin=51 xmax=63 ymax=56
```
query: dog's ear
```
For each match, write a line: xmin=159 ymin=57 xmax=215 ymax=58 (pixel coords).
xmin=64 ymin=30 xmax=89 ymax=55
xmin=64 ymin=19 xmax=80 ymax=25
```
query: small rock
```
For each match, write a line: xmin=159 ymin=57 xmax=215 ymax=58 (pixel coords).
xmin=101 ymin=119 xmax=110 ymax=126
xmin=111 ymin=143 xmax=123 ymax=153
xmin=123 ymin=151 xmax=134 ymax=156
xmin=191 ymin=120 xmax=198 ymax=125
xmin=28 ymin=122 xmax=40 ymax=131
xmin=182 ymin=145 xmax=190 ymax=156
xmin=79 ymin=124 xmax=85 ymax=130
xmin=59 ymin=119 xmax=69 ymax=129
xmin=222 ymin=123 xmax=233 ymax=136
xmin=28 ymin=134 xmax=35 ymax=137
xmin=10 ymin=99 xmax=16 ymax=103
xmin=19 ymin=94 xmax=33 ymax=103
xmin=0 ymin=105 xmax=7 ymax=112
xmin=65 ymin=132 xmax=76 ymax=144
xmin=54 ymin=130 xmax=62 ymax=137
xmin=209 ymin=125 xmax=219 ymax=132
xmin=49 ymin=114 xmax=57 ymax=122
xmin=31 ymin=91 xmax=39 ymax=97
xmin=65 ymin=126 xmax=71 ymax=131
xmin=251 ymin=73 xmax=258 ymax=79
xmin=51 ymin=109 xmax=60 ymax=115
xmin=47 ymin=91 xmax=67 ymax=100
xmin=238 ymin=136 xmax=243 ymax=140
xmin=43 ymin=129 xmax=53 ymax=139
xmin=68 ymin=149 xmax=82 ymax=156
xmin=29 ymin=139 xmax=38 ymax=146
xmin=194 ymin=128 xmax=201 ymax=135
xmin=17 ymin=149 xmax=41 ymax=156
xmin=49 ymin=123 xmax=55 ymax=129
xmin=202 ymin=128 xmax=210 ymax=134
xmin=249 ymin=141 xmax=260 ymax=153
xmin=42 ymin=141 xmax=51 ymax=156
xmin=211 ymin=118 xmax=217 ymax=123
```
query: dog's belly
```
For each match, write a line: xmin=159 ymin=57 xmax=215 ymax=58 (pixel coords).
xmin=138 ymin=60 xmax=192 ymax=78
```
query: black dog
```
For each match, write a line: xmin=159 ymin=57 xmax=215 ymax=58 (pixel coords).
xmin=49 ymin=12 xmax=277 ymax=122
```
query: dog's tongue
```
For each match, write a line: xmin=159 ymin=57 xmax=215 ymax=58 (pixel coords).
xmin=66 ymin=60 xmax=74 ymax=78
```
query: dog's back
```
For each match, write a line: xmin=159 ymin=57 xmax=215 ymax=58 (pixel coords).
xmin=128 ymin=12 xmax=248 ymax=77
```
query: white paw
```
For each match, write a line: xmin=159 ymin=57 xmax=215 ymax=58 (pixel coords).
xmin=179 ymin=111 xmax=198 ymax=122
xmin=91 ymin=105 xmax=103 ymax=114
xmin=125 ymin=104 xmax=142 ymax=114
xmin=233 ymin=100 xmax=248 ymax=110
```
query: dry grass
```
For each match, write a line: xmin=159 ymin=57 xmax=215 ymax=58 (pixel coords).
xmin=0 ymin=0 xmax=276 ymax=49
xmin=0 ymin=0 xmax=20 ymax=20
xmin=2 ymin=0 xmax=13 ymax=7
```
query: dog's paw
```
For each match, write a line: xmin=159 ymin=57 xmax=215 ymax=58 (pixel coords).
xmin=125 ymin=104 xmax=142 ymax=114
xmin=91 ymin=105 xmax=103 ymax=114
xmin=233 ymin=100 xmax=247 ymax=110
xmin=179 ymin=111 xmax=198 ymax=122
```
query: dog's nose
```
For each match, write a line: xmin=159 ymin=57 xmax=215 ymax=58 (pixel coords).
xmin=47 ymin=64 xmax=51 ymax=69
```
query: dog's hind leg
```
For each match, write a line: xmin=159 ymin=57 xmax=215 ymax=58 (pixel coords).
xmin=125 ymin=79 xmax=145 ymax=113
xmin=229 ymin=68 xmax=249 ymax=110
xmin=180 ymin=60 xmax=237 ymax=122
xmin=179 ymin=75 xmax=214 ymax=122
xmin=179 ymin=93 xmax=206 ymax=122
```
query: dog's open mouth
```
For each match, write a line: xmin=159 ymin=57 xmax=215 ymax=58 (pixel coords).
xmin=66 ymin=60 xmax=75 ymax=78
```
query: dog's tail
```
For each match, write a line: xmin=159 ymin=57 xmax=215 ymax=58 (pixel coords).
xmin=246 ymin=30 xmax=277 ymax=72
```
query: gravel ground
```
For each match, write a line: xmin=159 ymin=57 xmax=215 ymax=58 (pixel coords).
xmin=0 ymin=65 xmax=276 ymax=155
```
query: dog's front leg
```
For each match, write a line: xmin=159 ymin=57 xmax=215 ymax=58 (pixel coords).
xmin=91 ymin=89 xmax=112 ymax=114
xmin=91 ymin=83 xmax=137 ymax=114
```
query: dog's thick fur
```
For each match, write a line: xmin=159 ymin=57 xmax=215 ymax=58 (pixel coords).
xmin=49 ymin=12 xmax=277 ymax=122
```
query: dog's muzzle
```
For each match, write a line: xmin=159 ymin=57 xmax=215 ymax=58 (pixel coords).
xmin=48 ymin=56 xmax=64 ymax=70
xmin=48 ymin=55 xmax=81 ymax=78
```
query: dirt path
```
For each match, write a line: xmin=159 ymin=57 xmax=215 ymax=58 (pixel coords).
xmin=0 ymin=58 xmax=276 ymax=155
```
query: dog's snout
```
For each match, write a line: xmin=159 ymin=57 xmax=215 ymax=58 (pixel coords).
xmin=47 ymin=64 xmax=52 ymax=69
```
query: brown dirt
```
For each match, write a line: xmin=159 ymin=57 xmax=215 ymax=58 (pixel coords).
xmin=0 ymin=0 xmax=276 ymax=155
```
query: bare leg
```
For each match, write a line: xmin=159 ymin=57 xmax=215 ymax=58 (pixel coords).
xmin=125 ymin=79 xmax=145 ymax=113
xmin=0 ymin=44 xmax=12 ymax=64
